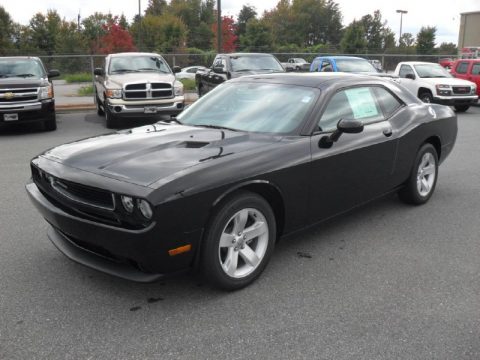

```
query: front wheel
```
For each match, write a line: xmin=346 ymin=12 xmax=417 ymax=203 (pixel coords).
xmin=399 ymin=143 xmax=438 ymax=205
xmin=419 ymin=92 xmax=433 ymax=103
xmin=96 ymin=94 xmax=105 ymax=116
xmin=201 ymin=191 xmax=276 ymax=290
xmin=43 ymin=116 xmax=57 ymax=131
xmin=454 ymin=104 xmax=470 ymax=112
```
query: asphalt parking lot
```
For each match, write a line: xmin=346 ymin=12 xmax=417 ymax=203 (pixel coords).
xmin=1 ymin=108 xmax=480 ymax=360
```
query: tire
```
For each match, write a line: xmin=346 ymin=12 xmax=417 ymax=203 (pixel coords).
xmin=419 ymin=91 xmax=433 ymax=103
xmin=198 ymin=85 xmax=204 ymax=97
xmin=43 ymin=116 xmax=57 ymax=131
xmin=201 ymin=191 xmax=276 ymax=290
xmin=105 ymin=106 xmax=118 ymax=129
xmin=295 ymin=66 xmax=300 ymax=71
xmin=399 ymin=143 xmax=438 ymax=205
xmin=96 ymin=94 xmax=105 ymax=116
xmin=454 ymin=105 xmax=470 ymax=112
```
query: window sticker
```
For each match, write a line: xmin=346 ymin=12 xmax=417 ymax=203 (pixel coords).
xmin=344 ymin=88 xmax=379 ymax=119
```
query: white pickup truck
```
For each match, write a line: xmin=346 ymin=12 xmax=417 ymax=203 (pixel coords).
xmin=394 ymin=61 xmax=478 ymax=112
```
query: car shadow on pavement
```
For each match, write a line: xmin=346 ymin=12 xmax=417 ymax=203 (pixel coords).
xmin=0 ymin=121 xmax=48 ymax=136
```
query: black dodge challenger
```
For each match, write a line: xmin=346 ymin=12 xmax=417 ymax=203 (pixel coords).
xmin=26 ymin=73 xmax=457 ymax=290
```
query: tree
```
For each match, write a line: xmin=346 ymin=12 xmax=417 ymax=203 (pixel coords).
xmin=236 ymin=5 xmax=257 ymax=39
xmin=416 ymin=26 xmax=436 ymax=55
xmin=360 ymin=10 xmax=384 ymax=51
xmin=145 ymin=0 xmax=168 ymax=16
xmin=96 ymin=17 xmax=136 ymax=54
xmin=340 ymin=20 xmax=367 ymax=54
xmin=239 ymin=18 xmax=272 ymax=52
xmin=28 ymin=10 xmax=62 ymax=55
xmin=82 ymin=12 xmax=113 ymax=53
xmin=212 ymin=16 xmax=237 ymax=53
xmin=0 ymin=6 xmax=15 ymax=55
xmin=399 ymin=32 xmax=415 ymax=48
xmin=438 ymin=42 xmax=457 ymax=55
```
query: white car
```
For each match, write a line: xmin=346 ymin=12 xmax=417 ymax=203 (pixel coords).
xmin=394 ymin=61 xmax=478 ymax=112
xmin=175 ymin=66 xmax=208 ymax=80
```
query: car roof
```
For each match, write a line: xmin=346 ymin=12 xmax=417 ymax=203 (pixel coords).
xmin=220 ymin=53 xmax=276 ymax=57
xmin=108 ymin=52 xmax=162 ymax=58
xmin=232 ymin=72 xmax=390 ymax=88
xmin=400 ymin=61 xmax=440 ymax=65
xmin=0 ymin=56 xmax=41 ymax=61
xmin=313 ymin=56 xmax=367 ymax=61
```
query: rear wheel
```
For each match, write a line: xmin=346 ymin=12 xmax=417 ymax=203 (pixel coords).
xmin=399 ymin=143 xmax=438 ymax=205
xmin=419 ymin=91 xmax=433 ymax=103
xmin=201 ymin=191 xmax=276 ymax=290
xmin=454 ymin=104 xmax=470 ymax=112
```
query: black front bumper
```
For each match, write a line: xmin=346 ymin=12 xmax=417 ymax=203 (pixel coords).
xmin=26 ymin=182 xmax=200 ymax=282
xmin=433 ymin=96 xmax=478 ymax=106
xmin=0 ymin=99 xmax=55 ymax=126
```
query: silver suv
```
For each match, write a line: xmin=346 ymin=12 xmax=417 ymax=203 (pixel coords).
xmin=94 ymin=53 xmax=185 ymax=128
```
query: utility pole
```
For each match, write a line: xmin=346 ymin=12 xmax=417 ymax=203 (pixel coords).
xmin=217 ymin=0 xmax=222 ymax=53
xmin=396 ymin=9 xmax=408 ymax=45
xmin=138 ymin=0 xmax=142 ymax=50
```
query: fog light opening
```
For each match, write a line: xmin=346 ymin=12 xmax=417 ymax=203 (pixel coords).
xmin=114 ymin=106 xmax=122 ymax=113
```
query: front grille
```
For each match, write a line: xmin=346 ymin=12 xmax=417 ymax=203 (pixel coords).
xmin=452 ymin=86 xmax=471 ymax=95
xmin=0 ymin=87 xmax=38 ymax=103
xmin=124 ymin=82 xmax=173 ymax=100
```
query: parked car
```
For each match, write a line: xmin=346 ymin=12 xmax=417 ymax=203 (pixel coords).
xmin=394 ymin=61 xmax=478 ymax=112
xmin=439 ymin=58 xmax=454 ymax=70
xmin=0 ymin=56 xmax=59 ymax=131
xmin=310 ymin=56 xmax=379 ymax=73
xmin=368 ymin=59 xmax=383 ymax=72
xmin=450 ymin=59 xmax=480 ymax=96
xmin=195 ymin=53 xmax=285 ymax=96
xmin=27 ymin=73 xmax=457 ymax=290
xmin=94 ymin=52 xmax=185 ymax=128
xmin=175 ymin=66 xmax=207 ymax=80
xmin=281 ymin=58 xmax=311 ymax=71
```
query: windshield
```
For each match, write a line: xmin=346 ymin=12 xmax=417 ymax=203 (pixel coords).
xmin=335 ymin=58 xmax=377 ymax=72
xmin=109 ymin=56 xmax=171 ymax=74
xmin=414 ymin=64 xmax=452 ymax=78
xmin=0 ymin=59 xmax=45 ymax=78
xmin=230 ymin=56 xmax=284 ymax=72
xmin=178 ymin=82 xmax=318 ymax=134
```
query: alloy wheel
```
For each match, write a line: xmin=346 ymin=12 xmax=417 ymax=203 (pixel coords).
xmin=416 ymin=152 xmax=436 ymax=196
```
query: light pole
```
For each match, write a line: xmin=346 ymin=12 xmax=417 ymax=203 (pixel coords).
xmin=217 ymin=0 xmax=222 ymax=53
xmin=396 ymin=9 xmax=408 ymax=45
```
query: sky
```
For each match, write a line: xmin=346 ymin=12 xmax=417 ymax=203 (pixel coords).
xmin=1 ymin=0 xmax=479 ymax=45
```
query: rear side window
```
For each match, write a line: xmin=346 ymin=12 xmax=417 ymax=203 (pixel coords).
xmin=318 ymin=87 xmax=383 ymax=132
xmin=456 ymin=62 xmax=469 ymax=74
xmin=311 ymin=58 xmax=321 ymax=72
xmin=374 ymin=87 xmax=403 ymax=118
xmin=472 ymin=63 xmax=480 ymax=75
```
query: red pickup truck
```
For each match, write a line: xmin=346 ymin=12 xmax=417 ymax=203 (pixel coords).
xmin=450 ymin=59 xmax=480 ymax=96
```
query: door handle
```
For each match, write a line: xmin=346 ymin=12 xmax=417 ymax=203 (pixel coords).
xmin=383 ymin=127 xmax=393 ymax=137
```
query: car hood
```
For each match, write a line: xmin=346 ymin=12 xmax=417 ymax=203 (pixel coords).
xmin=0 ymin=77 xmax=49 ymax=88
xmin=105 ymin=72 xmax=176 ymax=88
xmin=418 ymin=77 xmax=475 ymax=86
xmin=41 ymin=124 xmax=279 ymax=187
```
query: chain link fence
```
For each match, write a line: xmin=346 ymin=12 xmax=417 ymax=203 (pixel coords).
xmin=24 ymin=52 xmax=457 ymax=82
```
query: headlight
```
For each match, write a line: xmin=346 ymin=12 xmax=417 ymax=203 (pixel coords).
xmin=137 ymin=199 xmax=153 ymax=219
xmin=38 ymin=85 xmax=53 ymax=99
xmin=121 ymin=195 xmax=134 ymax=213
xmin=106 ymin=89 xmax=122 ymax=98
xmin=435 ymin=84 xmax=452 ymax=96
xmin=472 ymin=85 xmax=477 ymax=95
xmin=173 ymin=80 xmax=184 ymax=96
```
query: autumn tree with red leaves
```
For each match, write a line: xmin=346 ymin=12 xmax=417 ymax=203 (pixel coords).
xmin=96 ymin=17 xmax=136 ymax=54
xmin=212 ymin=16 xmax=237 ymax=53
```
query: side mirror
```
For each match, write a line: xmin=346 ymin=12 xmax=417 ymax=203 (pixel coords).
xmin=48 ymin=69 xmax=60 ymax=78
xmin=213 ymin=65 xmax=226 ymax=74
xmin=94 ymin=68 xmax=104 ymax=76
xmin=173 ymin=66 xmax=181 ymax=73
xmin=319 ymin=119 xmax=364 ymax=148
xmin=405 ymin=73 xmax=415 ymax=80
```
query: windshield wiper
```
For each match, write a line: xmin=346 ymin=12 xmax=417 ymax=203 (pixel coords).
xmin=13 ymin=73 xmax=36 ymax=77
xmin=161 ymin=117 xmax=182 ymax=124
xmin=195 ymin=124 xmax=239 ymax=132
xmin=138 ymin=68 xmax=168 ymax=73
xmin=111 ymin=69 xmax=139 ymax=73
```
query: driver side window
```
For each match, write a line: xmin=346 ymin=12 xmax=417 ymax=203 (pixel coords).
xmin=318 ymin=87 xmax=383 ymax=132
